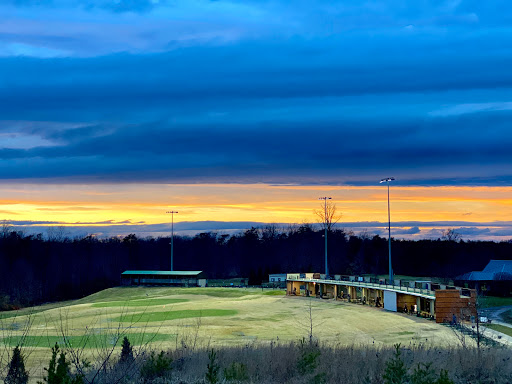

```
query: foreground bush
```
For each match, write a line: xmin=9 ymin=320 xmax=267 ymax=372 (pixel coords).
xmin=26 ymin=339 xmax=512 ymax=383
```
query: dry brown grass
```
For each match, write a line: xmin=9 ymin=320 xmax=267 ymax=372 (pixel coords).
xmin=0 ymin=287 xmax=496 ymax=382
xmin=98 ymin=342 xmax=512 ymax=383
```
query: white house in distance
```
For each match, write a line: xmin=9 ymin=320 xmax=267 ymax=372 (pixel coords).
xmin=269 ymin=273 xmax=286 ymax=283
xmin=269 ymin=273 xmax=300 ymax=283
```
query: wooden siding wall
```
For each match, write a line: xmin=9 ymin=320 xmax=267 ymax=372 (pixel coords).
xmin=397 ymin=294 xmax=417 ymax=311
xmin=435 ymin=289 xmax=477 ymax=323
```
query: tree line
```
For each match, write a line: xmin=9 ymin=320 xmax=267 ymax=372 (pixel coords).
xmin=0 ymin=222 xmax=511 ymax=308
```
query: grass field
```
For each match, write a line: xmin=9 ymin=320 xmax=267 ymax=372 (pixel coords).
xmin=478 ymin=296 xmax=512 ymax=308
xmin=0 ymin=286 xmax=469 ymax=380
xmin=486 ymin=323 xmax=512 ymax=337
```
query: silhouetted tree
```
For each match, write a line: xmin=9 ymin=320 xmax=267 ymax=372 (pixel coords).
xmin=5 ymin=346 xmax=28 ymax=384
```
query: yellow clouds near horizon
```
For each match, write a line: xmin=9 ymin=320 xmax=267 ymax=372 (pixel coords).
xmin=0 ymin=183 xmax=511 ymax=226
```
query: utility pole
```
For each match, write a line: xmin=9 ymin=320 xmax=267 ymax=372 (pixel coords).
xmin=319 ymin=197 xmax=332 ymax=277
xmin=380 ymin=178 xmax=395 ymax=284
xmin=166 ymin=210 xmax=178 ymax=271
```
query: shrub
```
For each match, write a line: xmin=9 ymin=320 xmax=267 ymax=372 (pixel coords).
xmin=436 ymin=370 xmax=455 ymax=384
xmin=383 ymin=344 xmax=408 ymax=384
xmin=140 ymin=351 xmax=172 ymax=383
xmin=297 ymin=339 xmax=321 ymax=376
xmin=410 ymin=362 xmax=437 ymax=384
xmin=223 ymin=362 xmax=248 ymax=382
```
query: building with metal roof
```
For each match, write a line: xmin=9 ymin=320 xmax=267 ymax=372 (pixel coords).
xmin=455 ymin=260 xmax=512 ymax=296
xmin=121 ymin=270 xmax=207 ymax=287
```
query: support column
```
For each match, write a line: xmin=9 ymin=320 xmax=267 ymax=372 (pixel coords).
xmin=430 ymin=300 xmax=435 ymax=316
xmin=416 ymin=297 xmax=421 ymax=314
xmin=348 ymin=286 xmax=356 ymax=301
xmin=334 ymin=285 xmax=338 ymax=299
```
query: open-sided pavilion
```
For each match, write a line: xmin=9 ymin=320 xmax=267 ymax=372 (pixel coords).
xmin=121 ymin=270 xmax=207 ymax=287
xmin=286 ymin=273 xmax=476 ymax=323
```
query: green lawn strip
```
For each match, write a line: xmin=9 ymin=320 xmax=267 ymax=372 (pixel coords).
xmin=77 ymin=287 xmax=255 ymax=304
xmin=500 ymin=309 xmax=512 ymax=324
xmin=114 ymin=309 xmax=237 ymax=323
xmin=478 ymin=296 xmax=512 ymax=309
xmin=180 ymin=289 xmax=250 ymax=298
xmin=0 ymin=332 xmax=174 ymax=348
xmin=485 ymin=323 xmax=512 ymax=337
xmin=91 ymin=298 xmax=189 ymax=308
xmin=263 ymin=290 xmax=286 ymax=296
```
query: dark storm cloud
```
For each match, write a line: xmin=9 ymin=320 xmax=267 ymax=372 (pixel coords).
xmin=1 ymin=110 xmax=512 ymax=185
xmin=1 ymin=1 xmax=512 ymax=185
xmin=2 ymin=36 xmax=512 ymax=108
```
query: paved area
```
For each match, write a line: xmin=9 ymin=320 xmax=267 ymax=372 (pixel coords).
xmin=476 ymin=306 xmax=512 ymax=346
xmin=482 ymin=305 xmax=512 ymax=323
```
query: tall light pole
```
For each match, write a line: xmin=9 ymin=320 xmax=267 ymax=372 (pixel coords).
xmin=166 ymin=210 xmax=178 ymax=271
xmin=380 ymin=178 xmax=395 ymax=284
xmin=319 ymin=197 xmax=332 ymax=277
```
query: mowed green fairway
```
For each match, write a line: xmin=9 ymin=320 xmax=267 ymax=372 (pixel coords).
xmin=114 ymin=309 xmax=238 ymax=322
xmin=91 ymin=298 xmax=189 ymax=308
xmin=0 ymin=286 xmax=465 ymax=376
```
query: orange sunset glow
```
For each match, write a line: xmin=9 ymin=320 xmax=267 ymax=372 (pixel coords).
xmin=2 ymin=183 xmax=512 ymax=229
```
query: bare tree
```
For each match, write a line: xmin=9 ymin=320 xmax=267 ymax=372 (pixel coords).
xmin=314 ymin=200 xmax=342 ymax=232
xmin=259 ymin=223 xmax=281 ymax=241
xmin=442 ymin=228 xmax=461 ymax=242
xmin=0 ymin=220 xmax=12 ymax=239
xmin=47 ymin=226 xmax=70 ymax=242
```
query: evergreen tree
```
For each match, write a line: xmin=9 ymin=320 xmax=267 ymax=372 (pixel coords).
xmin=383 ymin=344 xmax=408 ymax=384
xmin=55 ymin=351 xmax=70 ymax=384
xmin=5 ymin=346 xmax=28 ymax=384
xmin=41 ymin=343 xmax=83 ymax=384
xmin=42 ymin=343 xmax=59 ymax=384
xmin=119 ymin=336 xmax=134 ymax=364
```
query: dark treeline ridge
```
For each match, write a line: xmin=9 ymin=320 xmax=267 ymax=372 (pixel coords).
xmin=0 ymin=223 xmax=511 ymax=308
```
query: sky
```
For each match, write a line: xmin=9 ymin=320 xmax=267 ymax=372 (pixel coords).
xmin=1 ymin=0 xmax=512 ymax=240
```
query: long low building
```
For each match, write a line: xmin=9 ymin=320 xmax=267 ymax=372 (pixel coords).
xmin=121 ymin=270 xmax=207 ymax=287
xmin=286 ymin=273 xmax=476 ymax=323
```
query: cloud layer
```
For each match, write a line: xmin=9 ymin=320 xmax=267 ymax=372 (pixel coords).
xmin=10 ymin=219 xmax=512 ymax=242
xmin=0 ymin=0 xmax=511 ymax=186
xmin=1 ymin=1 xmax=512 ymax=240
